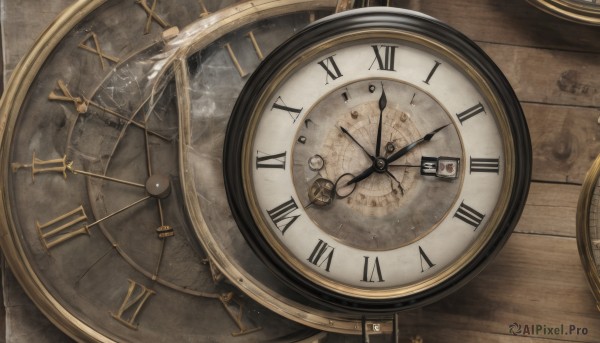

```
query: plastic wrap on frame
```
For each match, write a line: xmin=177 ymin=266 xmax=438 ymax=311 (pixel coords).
xmin=184 ymin=11 xmax=313 ymax=286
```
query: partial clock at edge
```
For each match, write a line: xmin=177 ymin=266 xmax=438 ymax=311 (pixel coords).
xmin=527 ymin=0 xmax=600 ymax=25
xmin=577 ymin=154 xmax=600 ymax=313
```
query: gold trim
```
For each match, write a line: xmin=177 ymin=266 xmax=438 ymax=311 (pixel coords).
xmin=242 ymin=29 xmax=516 ymax=300
xmin=576 ymin=154 xmax=600 ymax=309
xmin=528 ymin=0 xmax=600 ymax=26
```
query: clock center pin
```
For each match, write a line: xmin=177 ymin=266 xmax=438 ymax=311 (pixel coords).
xmin=146 ymin=174 xmax=171 ymax=199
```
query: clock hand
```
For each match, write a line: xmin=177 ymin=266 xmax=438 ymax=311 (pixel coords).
xmin=375 ymin=84 xmax=387 ymax=157
xmin=386 ymin=124 xmax=450 ymax=164
xmin=345 ymin=165 xmax=376 ymax=186
xmin=340 ymin=126 xmax=375 ymax=162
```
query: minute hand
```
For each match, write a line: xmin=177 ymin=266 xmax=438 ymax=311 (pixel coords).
xmin=386 ymin=124 xmax=449 ymax=164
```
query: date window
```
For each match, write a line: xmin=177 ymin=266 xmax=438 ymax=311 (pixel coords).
xmin=437 ymin=157 xmax=460 ymax=179
xmin=421 ymin=157 xmax=460 ymax=179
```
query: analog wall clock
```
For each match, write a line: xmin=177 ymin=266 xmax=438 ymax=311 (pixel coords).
xmin=0 ymin=0 xmax=340 ymax=341
xmin=527 ymin=0 xmax=600 ymax=25
xmin=576 ymin=154 xmax=600 ymax=312
xmin=224 ymin=7 xmax=532 ymax=312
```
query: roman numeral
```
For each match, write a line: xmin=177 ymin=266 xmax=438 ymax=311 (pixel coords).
xmin=318 ymin=55 xmax=343 ymax=84
xmin=272 ymin=96 xmax=303 ymax=123
xmin=224 ymin=31 xmax=265 ymax=77
xmin=369 ymin=45 xmax=397 ymax=71
xmin=78 ymin=32 xmax=120 ymax=70
xmin=470 ymin=157 xmax=500 ymax=174
xmin=307 ymin=239 xmax=335 ymax=272
xmin=361 ymin=256 xmax=384 ymax=283
xmin=219 ymin=292 xmax=262 ymax=336
xmin=423 ymin=61 xmax=441 ymax=85
xmin=111 ymin=279 xmax=155 ymax=330
xmin=266 ymin=197 xmax=300 ymax=235
xmin=136 ymin=0 xmax=171 ymax=35
xmin=456 ymin=103 xmax=485 ymax=124
xmin=36 ymin=206 xmax=89 ymax=250
xmin=48 ymin=79 xmax=89 ymax=114
xmin=454 ymin=201 xmax=485 ymax=230
xmin=419 ymin=246 xmax=435 ymax=272
xmin=11 ymin=153 xmax=70 ymax=182
xmin=256 ymin=151 xmax=287 ymax=169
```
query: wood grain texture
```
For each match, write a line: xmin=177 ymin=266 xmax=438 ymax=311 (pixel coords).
xmin=525 ymin=103 xmax=600 ymax=184
xmin=480 ymin=43 xmax=600 ymax=108
xmin=518 ymin=182 xmax=580 ymax=237
xmin=396 ymin=233 xmax=600 ymax=342
xmin=392 ymin=0 xmax=600 ymax=52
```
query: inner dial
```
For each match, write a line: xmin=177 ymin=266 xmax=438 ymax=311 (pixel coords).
xmin=293 ymin=80 xmax=463 ymax=251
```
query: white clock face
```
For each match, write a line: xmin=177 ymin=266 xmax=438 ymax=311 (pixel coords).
xmin=246 ymin=34 xmax=509 ymax=293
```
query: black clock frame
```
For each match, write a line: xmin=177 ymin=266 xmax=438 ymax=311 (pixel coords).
xmin=223 ymin=8 xmax=531 ymax=313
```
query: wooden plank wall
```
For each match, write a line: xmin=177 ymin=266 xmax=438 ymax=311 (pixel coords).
xmin=391 ymin=0 xmax=600 ymax=342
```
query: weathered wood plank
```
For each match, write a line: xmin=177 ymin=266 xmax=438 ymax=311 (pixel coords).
xmin=396 ymin=233 xmax=600 ymax=342
xmin=479 ymin=43 xmax=600 ymax=108
xmin=517 ymin=182 xmax=580 ymax=238
xmin=393 ymin=0 xmax=600 ymax=52
xmin=524 ymin=103 xmax=600 ymax=184
xmin=1 ymin=0 xmax=71 ymax=81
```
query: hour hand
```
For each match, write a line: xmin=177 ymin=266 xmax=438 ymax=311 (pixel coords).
xmin=340 ymin=126 xmax=375 ymax=162
xmin=345 ymin=165 xmax=375 ymax=186
xmin=375 ymin=85 xmax=387 ymax=157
